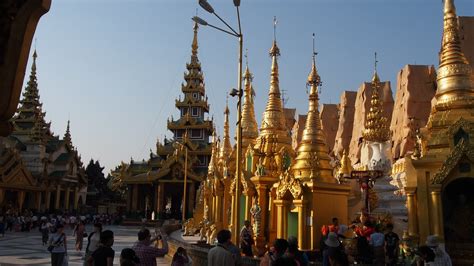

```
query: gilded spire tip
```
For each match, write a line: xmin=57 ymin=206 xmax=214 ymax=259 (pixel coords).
xmin=372 ymin=52 xmax=380 ymax=83
xmin=307 ymin=33 xmax=321 ymax=87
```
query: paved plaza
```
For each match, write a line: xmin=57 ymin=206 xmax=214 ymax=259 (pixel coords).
xmin=0 ymin=225 xmax=169 ymax=265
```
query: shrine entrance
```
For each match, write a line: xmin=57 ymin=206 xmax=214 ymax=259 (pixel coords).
xmin=443 ymin=178 xmax=474 ymax=247
xmin=162 ymin=182 xmax=184 ymax=220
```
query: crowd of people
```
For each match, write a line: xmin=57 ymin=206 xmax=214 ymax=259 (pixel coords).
xmin=43 ymin=219 xmax=172 ymax=266
xmin=0 ymin=208 xmax=455 ymax=266
xmin=205 ymin=216 xmax=453 ymax=266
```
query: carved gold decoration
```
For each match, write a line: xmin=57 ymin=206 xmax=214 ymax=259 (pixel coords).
xmin=276 ymin=170 xmax=303 ymax=200
xmin=431 ymin=139 xmax=474 ymax=184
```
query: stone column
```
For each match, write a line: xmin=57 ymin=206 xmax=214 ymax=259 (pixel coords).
xmin=36 ymin=192 xmax=42 ymax=211
xmin=74 ymin=187 xmax=80 ymax=210
xmin=294 ymin=199 xmax=307 ymax=249
xmin=132 ymin=185 xmax=138 ymax=211
xmin=65 ymin=187 xmax=71 ymax=210
xmin=55 ymin=184 xmax=61 ymax=209
xmin=274 ymin=199 xmax=289 ymax=239
xmin=18 ymin=191 xmax=26 ymax=211
xmin=406 ymin=188 xmax=418 ymax=237
xmin=253 ymin=183 xmax=269 ymax=255
xmin=430 ymin=187 xmax=443 ymax=238
xmin=45 ymin=190 xmax=51 ymax=211
xmin=0 ymin=189 xmax=4 ymax=205
xmin=155 ymin=183 xmax=161 ymax=214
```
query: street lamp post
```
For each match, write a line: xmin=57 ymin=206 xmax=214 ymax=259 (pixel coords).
xmin=194 ymin=0 xmax=243 ymax=244
xmin=176 ymin=130 xmax=189 ymax=225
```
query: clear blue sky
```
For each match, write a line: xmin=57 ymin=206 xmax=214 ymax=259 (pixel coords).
xmin=28 ymin=0 xmax=473 ymax=173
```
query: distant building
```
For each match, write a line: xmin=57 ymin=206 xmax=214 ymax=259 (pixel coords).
xmin=0 ymin=51 xmax=87 ymax=213
xmin=111 ymin=22 xmax=213 ymax=219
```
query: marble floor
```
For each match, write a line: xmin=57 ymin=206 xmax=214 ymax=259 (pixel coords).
xmin=0 ymin=225 xmax=169 ymax=265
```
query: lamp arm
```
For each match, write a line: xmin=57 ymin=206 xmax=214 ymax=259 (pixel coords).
xmin=213 ymin=12 xmax=239 ymax=36
xmin=207 ymin=23 xmax=239 ymax=37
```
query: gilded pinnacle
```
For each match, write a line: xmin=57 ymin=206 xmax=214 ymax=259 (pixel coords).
xmin=293 ymin=50 xmax=333 ymax=182
xmin=192 ymin=21 xmax=199 ymax=56
xmin=241 ymin=64 xmax=258 ymax=147
xmin=362 ymin=69 xmax=391 ymax=142
xmin=434 ymin=0 xmax=473 ymax=108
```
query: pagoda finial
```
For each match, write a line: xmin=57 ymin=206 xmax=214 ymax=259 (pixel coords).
xmin=269 ymin=16 xmax=280 ymax=57
xmin=220 ymin=98 xmax=232 ymax=162
xmin=372 ymin=52 xmax=380 ymax=83
xmin=362 ymin=56 xmax=391 ymax=142
xmin=307 ymin=33 xmax=321 ymax=88
xmin=293 ymin=38 xmax=332 ymax=181
xmin=241 ymin=50 xmax=258 ymax=148
xmin=261 ymin=17 xmax=285 ymax=133
xmin=434 ymin=0 xmax=473 ymax=106
xmin=64 ymin=119 xmax=72 ymax=144
xmin=192 ymin=21 xmax=199 ymax=56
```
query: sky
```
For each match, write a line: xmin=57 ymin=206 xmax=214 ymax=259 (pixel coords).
xmin=27 ymin=0 xmax=473 ymax=174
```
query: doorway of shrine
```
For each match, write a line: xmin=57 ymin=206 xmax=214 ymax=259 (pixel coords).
xmin=162 ymin=183 xmax=184 ymax=220
xmin=442 ymin=178 xmax=474 ymax=248
xmin=288 ymin=207 xmax=298 ymax=238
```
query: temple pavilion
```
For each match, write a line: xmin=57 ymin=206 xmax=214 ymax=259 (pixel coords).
xmin=0 ymin=51 xmax=87 ymax=213
xmin=112 ymin=22 xmax=213 ymax=220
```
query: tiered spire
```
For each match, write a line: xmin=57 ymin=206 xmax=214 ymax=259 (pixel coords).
xmin=434 ymin=0 xmax=473 ymax=108
xmin=64 ymin=120 xmax=72 ymax=145
xmin=219 ymin=98 xmax=232 ymax=161
xmin=259 ymin=18 xmax=287 ymax=134
xmin=241 ymin=51 xmax=258 ymax=149
xmin=293 ymin=35 xmax=333 ymax=182
xmin=362 ymin=53 xmax=391 ymax=142
xmin=12 ymin=50 xmax=51 ymax=143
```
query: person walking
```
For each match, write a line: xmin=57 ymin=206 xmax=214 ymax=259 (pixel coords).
xmin=208 ymin=229 xmax=235 ymax=266
xmin=384 ymin=223 xmax=399 ymax=266
xmin=74 ymin=220 xmax=86 ymax=252
xmin=84 ymin=223 xmax=102 ymax=265
xmin=49 ymin=224 xmax=67 ymax=266
xmin=425 ymin=235 xmax=452 ymax=266
xmin=88 ymin=230 xmax=115 ymax=266
xmin=240 ymin=220 xmax=254 ymax=257
xmin=132 ymin=228 xmax=169 ymax=266
xmin=369 ymin=226 xmax=385 ymax=266
xmin=40 ymin=218 xmax=51 ymax=245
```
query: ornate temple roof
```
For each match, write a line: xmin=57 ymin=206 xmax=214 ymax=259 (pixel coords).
xmin=362 ymin=55 xmax=391 ymax=142
xmin=292 ymin=42 xmax=334 ymax=183
xmin=11 ymin=50 xmax=52 ymax=144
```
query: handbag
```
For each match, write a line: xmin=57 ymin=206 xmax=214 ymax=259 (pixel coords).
xmin=48 ymin=233 xmax=64 ymax=253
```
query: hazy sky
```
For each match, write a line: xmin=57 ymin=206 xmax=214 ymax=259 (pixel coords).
xmin=28 ymin=0 xmax=473 ymax=173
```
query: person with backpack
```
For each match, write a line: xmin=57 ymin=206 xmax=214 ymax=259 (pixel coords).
xmin=84 ymin=223 xmax=102 ymax=265
xmin=48 ymin=224 xmax=67 ymax=266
